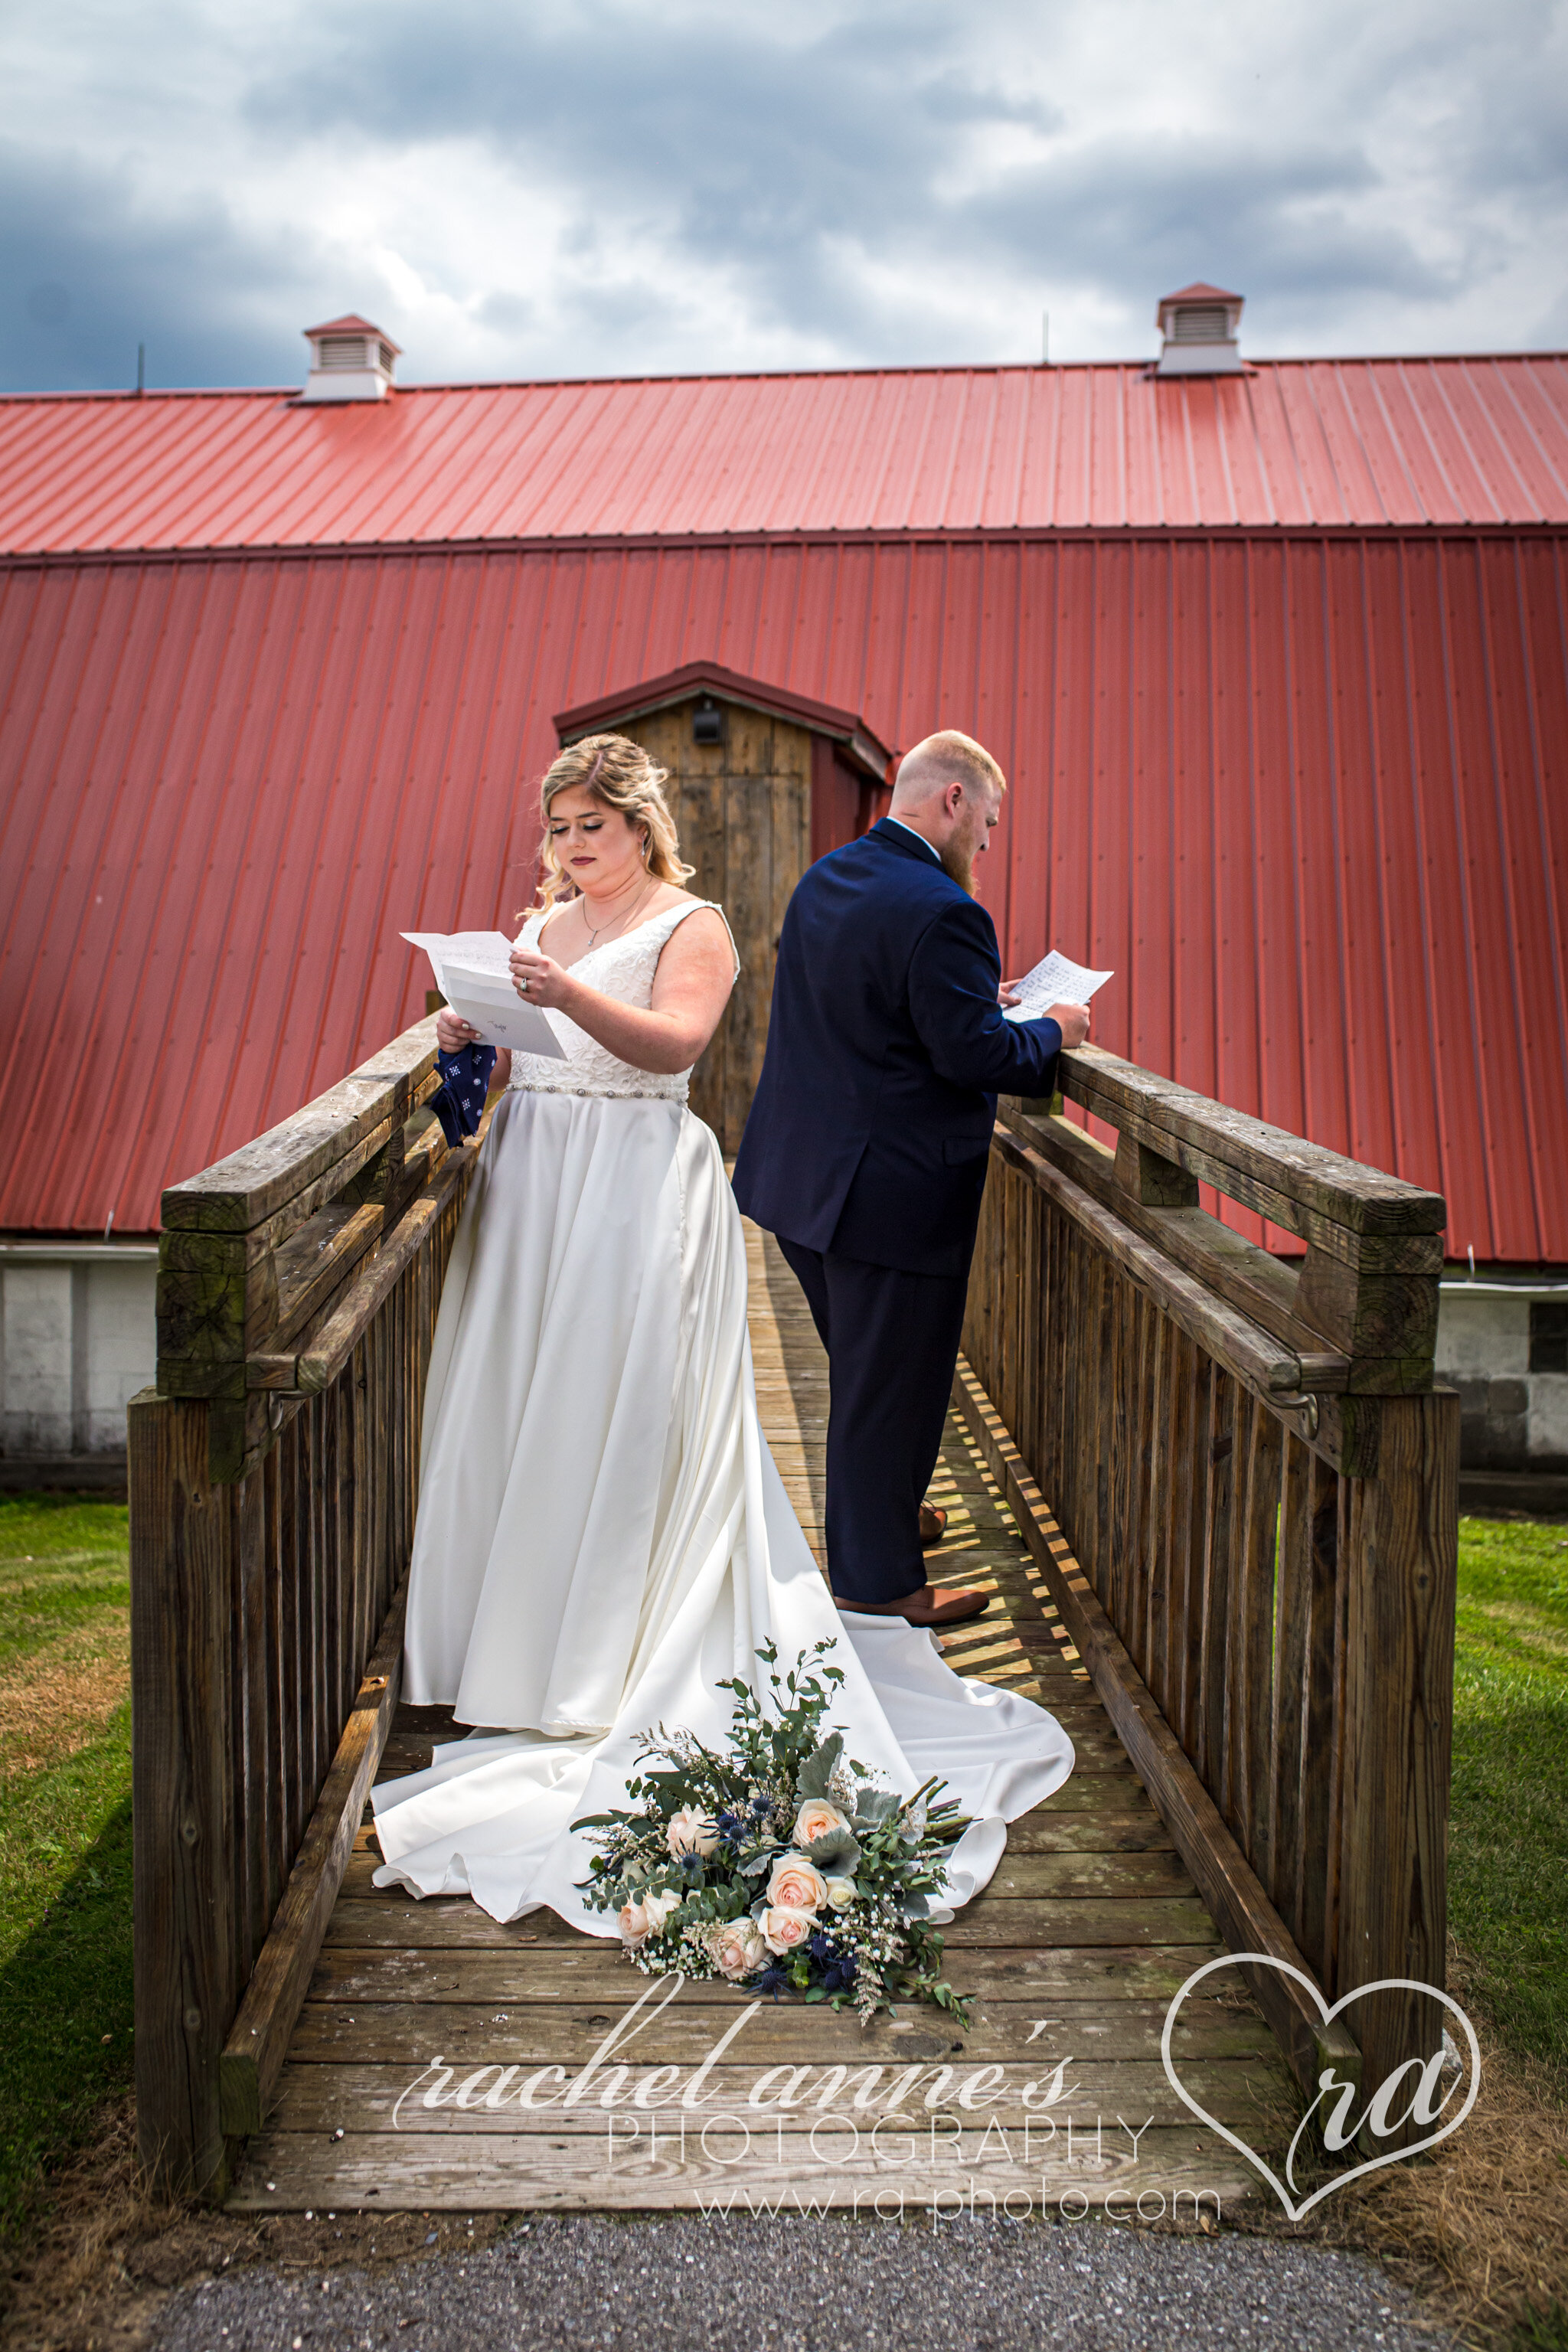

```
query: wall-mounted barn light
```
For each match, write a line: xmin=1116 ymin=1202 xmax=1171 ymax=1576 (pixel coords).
xmin=692 ymin=697 xmax=724 ymax=744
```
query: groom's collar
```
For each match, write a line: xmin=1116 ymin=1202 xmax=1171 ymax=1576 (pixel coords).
xmin=871 ymin=815 xmax=942 ymax=866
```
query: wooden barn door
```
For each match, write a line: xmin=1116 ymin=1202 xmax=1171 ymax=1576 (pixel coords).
xmin=619 ymin=699 xmax=812 ymax=1152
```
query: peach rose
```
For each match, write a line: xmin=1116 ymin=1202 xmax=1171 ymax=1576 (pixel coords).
xmin=825 ymin=1875 xmax=857 ymax=1911
xmin=794 ymin=1798 xmax=851 ymax=1849
xmin=642 ymin=1888 xmax=681 ymax=1936
xmin=618 ymin=1896 xmax=650 ymax=1948
xmin=766 ymin=1852 xmax=828 ymax=1913
xmin=666 ymin=1805 xmax=719 ymax=1859
xmin=712 ymin=1920 xmax=766 ymax=1981
xmin=760 ymin=1903 xmax=817 ymax=1956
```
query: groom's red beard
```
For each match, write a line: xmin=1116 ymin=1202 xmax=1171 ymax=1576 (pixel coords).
xmin=938 ymin=837 xmax=978 ymax=896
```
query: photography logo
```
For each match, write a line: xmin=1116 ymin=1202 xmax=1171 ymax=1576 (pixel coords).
xmin=388 ymin=1961 xmax=1480 ymax=2219
xmin=1161 ymin=1953 xmax=1481 ymax=2219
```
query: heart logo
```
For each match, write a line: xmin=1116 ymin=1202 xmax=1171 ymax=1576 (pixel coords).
xmin=1160 ymin=1952 xmax=1481 ymax=2219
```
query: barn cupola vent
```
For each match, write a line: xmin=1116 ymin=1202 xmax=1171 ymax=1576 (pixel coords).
xmin=300 ymin=315 xmax=401 ymax=403
xmin=1155 ymin=283 xmax=1245 ymax=377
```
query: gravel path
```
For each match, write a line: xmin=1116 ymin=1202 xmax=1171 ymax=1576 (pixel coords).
xmin=149 ymin=2213 xmax=1452 ymax=2352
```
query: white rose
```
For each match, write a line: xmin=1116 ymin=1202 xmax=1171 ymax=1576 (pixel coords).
xmin=824 ymin=1875 xmax=857 ymax=1911
xmin=794 ymin=1798 xmax=852 ymax=1848
xmin=760 ymin=1903 xmax=817 ymax=1956
xmin=712 ymin=1920 xmax=766 ymax=1981
xmin=642 ymin=1888 xmax=681 ymax=1935
xmin=766 ymin=1853 xmax=829 ymax=1913
xmin=618 ymin=1897 xmax=650 ymax=1948
xmin=667 ymin=1805 xmax=719 ymax=1859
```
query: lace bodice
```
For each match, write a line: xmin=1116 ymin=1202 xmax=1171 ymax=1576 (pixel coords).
xmin=505 ymin=899 xmax=736 ymax=1102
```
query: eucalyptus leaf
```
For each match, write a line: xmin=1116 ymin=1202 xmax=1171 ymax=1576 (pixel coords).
xmin=806 ymin=1828 xmax=861 ymax=1874
xmin=854 ymin=1788 xmax=900 ymax=1826
xmin=794 ymin=1731 xmax=844 ymax=1800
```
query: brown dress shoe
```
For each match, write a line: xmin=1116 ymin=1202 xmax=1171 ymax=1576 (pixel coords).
xmin=837 ymin=1586 xmax=991 ymax=1629
xmin=918 ymin=1502 xmax=948 ymax=1548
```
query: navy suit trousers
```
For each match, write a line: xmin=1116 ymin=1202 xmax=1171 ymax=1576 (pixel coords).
xmin=776 ymin=1237 xmax=970 ymax=1605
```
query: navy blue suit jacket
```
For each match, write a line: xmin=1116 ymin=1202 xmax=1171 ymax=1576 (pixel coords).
xmin=731 ymin=819 xmax=1063 ymax=1278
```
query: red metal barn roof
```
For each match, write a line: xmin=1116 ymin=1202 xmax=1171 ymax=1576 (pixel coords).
xmin=2 ymin=531 xmax=1563 ymax=1258
xmin=2 ymin=356 xmax=1567 ymax=550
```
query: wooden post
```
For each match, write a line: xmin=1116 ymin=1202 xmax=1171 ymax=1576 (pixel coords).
xmin=1114 ymin=1130 xmax=1200 ymax=1207
xmin=129 ymin=1388 xmax=236 ymax=2197
xmin=1337 ymin=1388 xmax=1460 ymax=2142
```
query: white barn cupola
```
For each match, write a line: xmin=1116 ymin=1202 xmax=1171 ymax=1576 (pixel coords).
xmin=300 ymin=314 xmax=400 ymax=403
xmin=1155 ymin=283 xmax=1245 ymax=376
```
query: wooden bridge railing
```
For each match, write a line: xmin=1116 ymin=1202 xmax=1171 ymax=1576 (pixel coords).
xmin=956 ymin=1048 xmax=1458 ymax=2130
xmin=129 ymin=1016 xmax=484 ymax=2195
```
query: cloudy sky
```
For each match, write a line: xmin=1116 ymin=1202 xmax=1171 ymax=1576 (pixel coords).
xmin=3 ymin=0 xmax=1565 ymax=394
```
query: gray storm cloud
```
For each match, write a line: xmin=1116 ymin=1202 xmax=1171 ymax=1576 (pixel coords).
xmin=2 ymin=0 xmax=1565 ymax=393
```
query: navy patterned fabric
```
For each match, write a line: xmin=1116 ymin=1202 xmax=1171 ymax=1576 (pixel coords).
xmin=429 ymin=1044 xmax=498 ymax=1146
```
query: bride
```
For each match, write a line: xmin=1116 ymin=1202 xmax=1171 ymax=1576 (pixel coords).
xmin=372 ymin=733 xmax=1073 ymax=1928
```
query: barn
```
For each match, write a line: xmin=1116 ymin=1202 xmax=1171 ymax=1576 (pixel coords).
xmin=2 ymin=291 xmax=1565 ymax=1489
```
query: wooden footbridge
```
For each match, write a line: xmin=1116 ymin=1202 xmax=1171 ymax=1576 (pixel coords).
xmin=132 ymin=1040 xmax=1457 ymax=2216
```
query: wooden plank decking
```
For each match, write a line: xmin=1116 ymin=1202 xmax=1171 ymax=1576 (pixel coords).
xmin=229 ymin=1225 xmax=1291 ymax=2215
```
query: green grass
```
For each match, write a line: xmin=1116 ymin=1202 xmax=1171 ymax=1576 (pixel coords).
xmin=1511 ymin=2301 xmax=1568 ymax=2352
xmin=1447 ymin=1511 xmax=1568 ymax=2086
xmin=0 ymin=1494 xmax=134 ymax=2243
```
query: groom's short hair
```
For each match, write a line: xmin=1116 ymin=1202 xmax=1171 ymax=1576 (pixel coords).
xmin=892 ymin=730 xmax=1006 ymax=806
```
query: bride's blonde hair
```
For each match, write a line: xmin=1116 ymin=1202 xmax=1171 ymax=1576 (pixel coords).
xmin=531 ymin=733 xmax=694 ymax=909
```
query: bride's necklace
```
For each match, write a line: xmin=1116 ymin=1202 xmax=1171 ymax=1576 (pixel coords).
xmin=581 ymin=875 xmax=657 ymax=952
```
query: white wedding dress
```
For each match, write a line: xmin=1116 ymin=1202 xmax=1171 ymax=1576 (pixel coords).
xmin=373 ymin=898 xmax=1074 ymax=1929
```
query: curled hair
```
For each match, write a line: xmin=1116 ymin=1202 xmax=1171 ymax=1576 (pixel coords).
xmin=531 ymin=733 xmax=694 ymax=910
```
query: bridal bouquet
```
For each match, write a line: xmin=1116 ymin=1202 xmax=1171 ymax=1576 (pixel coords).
xmin=573 ymin=1641 xmax=972 ymax=2024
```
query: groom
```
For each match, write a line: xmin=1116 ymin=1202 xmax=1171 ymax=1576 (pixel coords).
xmin=733 ymin=730 xmax=1091 ymax=1628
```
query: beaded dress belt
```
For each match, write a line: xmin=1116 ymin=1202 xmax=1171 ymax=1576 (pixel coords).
xmin=509 ymin=1080 xmax=687 ymax=1102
